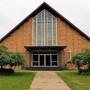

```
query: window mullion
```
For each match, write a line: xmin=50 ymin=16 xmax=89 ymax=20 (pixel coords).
xmin=56 ymin=18 xmax=57 ymax=46
xmin=52 ymin=16 xmax=53 ymax=46
xmin=33 ymin=10 xmax=56 ymax=46
xmin=36 ymin=16 xmax=38 ymax=46
xmin=44 ymin=9 xmax=45 ymax=46
xmin=32 ymin=18 xmax=34 ymax=45
xmin=47 ymin=12 xmax=48 ymax=46
xmin=41 ymin=12 xmax=42 ymax=46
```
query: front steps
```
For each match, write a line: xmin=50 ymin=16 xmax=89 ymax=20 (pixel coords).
xmin=25 ymin=67 xmax=63 ymax=71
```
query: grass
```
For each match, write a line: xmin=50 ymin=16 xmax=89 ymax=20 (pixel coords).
xmin=0 ymin=70 xmax=35 ymax=90
xmin=57 ymin=70 xmax=90 ymax=90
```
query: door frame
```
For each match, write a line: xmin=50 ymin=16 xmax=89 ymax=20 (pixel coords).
xmin=32 ymin=54 xmax=58 ymax=67
xmin=39 ymin=54 xmax=51 ymax=66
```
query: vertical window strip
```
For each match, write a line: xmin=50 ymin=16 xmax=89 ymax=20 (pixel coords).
xmin=44 ymin=9 xmax=45 ymax=46
xmin=42 ymin=10 xmax=44 ymax=46
xmin=56 ymin=17 xmax=57 ymax=45
xmin=41 ymin=11 xmax=42 ymax=46
xmin=32 ymin=17 xmax=34 ymax=45
xmin=52 ymin=15 xmax=53 ymax=45
xmin=33 ymin=17 xmax=36 ymax=45
xmin=46 ymin=10 xmax=48 ymax=46
xmin=33 ymin=9 xmax=56 ymax=46
xmin=36 ymin=16 xmax=37 ymax=46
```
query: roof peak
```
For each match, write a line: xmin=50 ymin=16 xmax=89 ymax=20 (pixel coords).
xmin=42 ymin=1 xmax=48 ymax=4
xmin=39 ymin=2 xmax=50 ymax=7
xmin=0 ymin=2 xmax=90 ymax=42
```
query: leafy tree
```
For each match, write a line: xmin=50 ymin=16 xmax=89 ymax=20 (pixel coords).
xmin=0 ymin=45 xmax=25 ymax=73
xmin=82 ymin=49 xmax=90 ymax=70
xmin=71 ymin=48 xmax=90 ymax=75
xmin=0 ymin=45 xmax=8 ymax=69
xmin=8 ymin=52 xmax=25 ymax=69
xmin=71 ymin=53 xmax=84 ymax=72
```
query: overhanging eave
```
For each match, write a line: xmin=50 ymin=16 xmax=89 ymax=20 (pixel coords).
xmin=24 ymin=45 xmax=67 ymax=50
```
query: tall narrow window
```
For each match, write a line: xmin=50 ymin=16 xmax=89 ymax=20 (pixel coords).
xmin=33 ymin=9 xmax=56 ymax=46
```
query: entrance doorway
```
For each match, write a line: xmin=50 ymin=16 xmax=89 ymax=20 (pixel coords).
xmin=40 ymin=55 xmax=44 ymax=66
xmin=39 ymin=55 xmax=51 ymax=66
xmin=46 ymin=55 xmax=50 ymax=66
xmin=33 ymin=52 xmax=57 ymax=67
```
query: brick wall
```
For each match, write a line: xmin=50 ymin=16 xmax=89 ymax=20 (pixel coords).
xmin=0 ymin=18 xmax=32 ymax=66
xmin=57 ymin=17 xmax=90 ymax=68
xmin=0 ymin=16 xmax=90 ymax=69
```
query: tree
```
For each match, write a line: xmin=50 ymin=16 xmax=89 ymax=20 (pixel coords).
xmin=0 ymin=45 xmax=25 ymax=73
xmin=71 ymin=53 xmax=84 ymax=72
xmin=8 ymin=52 xmax=25 ymax=69
xmin=71 ymin=48 xmax=90 ymax=75
xmin=82 ymin=49 xmax=90 ymax=70
xmin=0 ymin=45 xmax=9 ymax=69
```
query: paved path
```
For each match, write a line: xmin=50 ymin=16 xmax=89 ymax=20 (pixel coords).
xmin=30 ymin=71 xmax=71 ymax=90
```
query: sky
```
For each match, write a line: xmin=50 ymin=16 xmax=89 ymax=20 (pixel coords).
xmin=0 ymin=0 xmax=90 ymax=39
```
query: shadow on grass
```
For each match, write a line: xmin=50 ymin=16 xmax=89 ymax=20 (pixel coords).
xmin=14 ymin=72 xmax=33 ymax=76
xmin=0 ymin=71 xmax=34 ymax=77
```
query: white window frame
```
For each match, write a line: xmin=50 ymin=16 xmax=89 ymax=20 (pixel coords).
xmin=32 ymin=9 xmax=57 ymax=46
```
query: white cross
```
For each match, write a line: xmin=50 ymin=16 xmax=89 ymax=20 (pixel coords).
xmin=69 ymin=49 xmax=72 ymax=60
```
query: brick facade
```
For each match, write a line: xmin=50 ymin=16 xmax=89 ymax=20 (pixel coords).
xmin=57 ymin=17 xmax=90 ymax=68
xmin=0 ymin=18 xmax=32 ymax=67
xmin=0 ymin=3 xmax=90 ymax=69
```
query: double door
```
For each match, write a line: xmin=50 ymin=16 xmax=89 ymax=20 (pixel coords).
xmin=40 ymin=55 xmax=50 ymax=66
xmin=33 ymin=54 xmax=57 ymax=67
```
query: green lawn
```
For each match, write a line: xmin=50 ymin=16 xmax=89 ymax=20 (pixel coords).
xmin=57 ymin=70 xmax=90 ymax=90
xmin=0 ymin=71 xmax=35 ymax=90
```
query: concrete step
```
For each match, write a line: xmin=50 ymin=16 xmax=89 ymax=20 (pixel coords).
xmin=25 ymin=67 xmax=62 ymax=71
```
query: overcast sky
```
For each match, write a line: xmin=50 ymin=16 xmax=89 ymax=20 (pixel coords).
xmin=0 ymin=0 xmax=90 ymax=39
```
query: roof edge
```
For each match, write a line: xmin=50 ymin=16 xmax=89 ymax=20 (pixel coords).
xmin=0 ymin=2 xmax=90 ymax=42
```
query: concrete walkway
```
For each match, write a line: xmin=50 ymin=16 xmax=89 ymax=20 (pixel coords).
xmin=30 ymin=71 xmax=71 ymax=90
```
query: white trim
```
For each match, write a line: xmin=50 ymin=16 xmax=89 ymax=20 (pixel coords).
xmin=44 ymin=9 xmax=45 ymax=45
xmin=33 ymin=9 xmax=56 ymax=46
xmin=56 ymin=17 xmax=57 ymax=45
xmin=52 ymin=15 xmax=53 ymax=45
xmin=41 ymin=11 xmax=42 ymax=45
xmin=38 ymin=54 xmax=40 ymax=66
xmin=69 ymin=49 xmax=72 ymax=60
xmin=50 ymin=54 xmax=52 ymax=66
xmin=33 ymin=53 xmax=58 ymax=67
xmin=36 ymin=16 xmax=37 ymax=46
xmin=47 ymin=11 xmax=48 ymax=46
xmin=33 ymin=66 xmax=58 ymax=67
xmin=32 ymin=18 xmax=34 ymax=45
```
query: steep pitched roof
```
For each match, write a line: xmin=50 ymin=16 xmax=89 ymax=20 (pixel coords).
xmin=0 ymin=2 xmax=90 ymax=42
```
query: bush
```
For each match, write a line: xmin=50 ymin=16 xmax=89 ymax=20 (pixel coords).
xmin=0 ymin=45 xmax=25 ymax=74
xmin=71 ymin=49 xmax=90 ymax=75
xmin=8 ymin=52 xmax=25 ymax=69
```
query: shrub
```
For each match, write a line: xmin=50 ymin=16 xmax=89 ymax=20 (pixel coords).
xmin=71 ymin=49 xmax=90 ymax=75
xmin=0 ymin=45 xmax=25 ymax=74
xmin=8 ymin=52 xmax=25 ymax=69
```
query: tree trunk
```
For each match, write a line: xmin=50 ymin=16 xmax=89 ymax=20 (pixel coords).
xmin=77 ymin=66 xmax=82 ymax=74
xmin=88 ymin=65 xmax=90 ymax=70
xmin=1 ymin=64 xmax=3 ymax=70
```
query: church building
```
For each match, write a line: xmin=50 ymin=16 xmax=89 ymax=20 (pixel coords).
xmin=0 ymin=2 xmax=90 ymax=70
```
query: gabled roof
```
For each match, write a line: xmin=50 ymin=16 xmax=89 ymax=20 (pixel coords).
xmin=0 ymin=2 xmax=90 ymax=42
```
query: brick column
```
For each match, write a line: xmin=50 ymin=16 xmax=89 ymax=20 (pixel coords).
xmin=58 ymin=49 xmax=63 ymax=68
